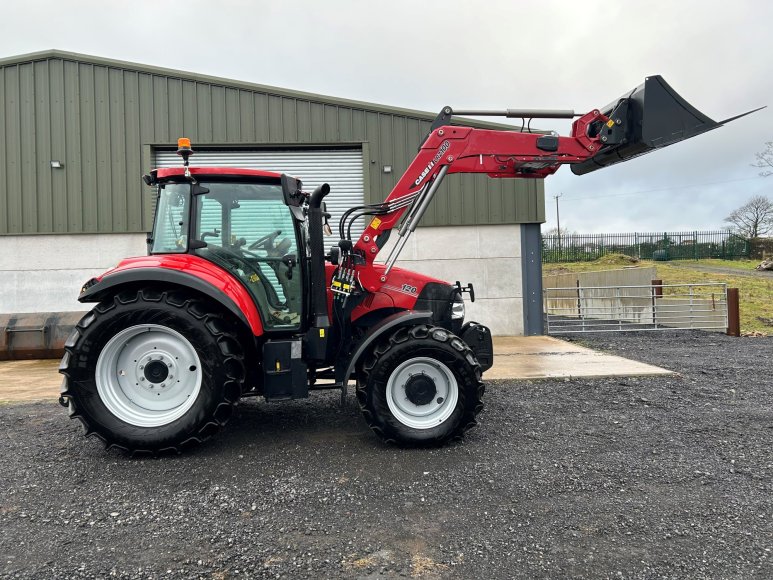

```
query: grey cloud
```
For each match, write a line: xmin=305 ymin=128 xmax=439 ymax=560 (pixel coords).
xmin=1 ymin=0 xmax=769 ymax=233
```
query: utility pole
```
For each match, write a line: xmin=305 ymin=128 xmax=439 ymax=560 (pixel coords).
xmin=554 ymin=192 xmax=563 ymax=254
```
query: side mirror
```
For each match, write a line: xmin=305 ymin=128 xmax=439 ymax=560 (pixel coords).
xmin=321 ymin=201 xmax=332 ymax=237
xmin=281 ymin=174 xmax=303 ymax=206
xmin=282 ymin=174 xmax=307 ymax=221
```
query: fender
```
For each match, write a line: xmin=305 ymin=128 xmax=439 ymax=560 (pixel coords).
xmin=339 ymin=310 xmax=432 ymax=384
xmin=78 ymin=255 xmax=264 ymax=336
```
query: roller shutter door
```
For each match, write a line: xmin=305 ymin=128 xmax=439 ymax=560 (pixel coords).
xmin=154 ymin=148 xmax=365 ymax=244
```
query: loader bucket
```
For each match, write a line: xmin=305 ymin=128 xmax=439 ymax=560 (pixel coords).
xmin=571 ymin=75 xmax=761 ymax=175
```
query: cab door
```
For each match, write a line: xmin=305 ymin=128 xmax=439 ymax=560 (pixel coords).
xmin=192 ymin=181 xmax=303 ymax=331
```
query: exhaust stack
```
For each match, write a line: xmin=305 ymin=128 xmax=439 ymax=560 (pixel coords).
xmin=572 ymin=75 xmax=764 ymax=175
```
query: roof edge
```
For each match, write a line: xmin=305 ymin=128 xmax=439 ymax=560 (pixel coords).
xmin=0 ymin=49 xmax=528 ymax=131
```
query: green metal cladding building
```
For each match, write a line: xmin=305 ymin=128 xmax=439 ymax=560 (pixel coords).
xmin=0 ymin=50 xmax=545 ymax=335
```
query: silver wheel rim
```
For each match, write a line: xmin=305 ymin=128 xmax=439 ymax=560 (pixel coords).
xmin=95 ymin=324 xmax=203 ymax=427
xmin=385 ymin=357 xmax=459 ymax=430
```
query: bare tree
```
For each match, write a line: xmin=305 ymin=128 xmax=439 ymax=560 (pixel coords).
xmin=723 ymin=195 xmax=773 ymax=238
xmin=753 ymin=141 xmax=773 ymax=177
xmin=543 ymin=226 xmax=577 ymax=237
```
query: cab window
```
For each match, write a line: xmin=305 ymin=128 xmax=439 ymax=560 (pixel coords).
xmin=151 ymin=184 xmax=189 ymax=253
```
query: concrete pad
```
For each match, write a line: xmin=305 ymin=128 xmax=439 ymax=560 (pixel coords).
xmin=0 ymin=359 xmax=62 ymax=402
xmin=0 ymin=336 xmax=673 ymax=403
xmin=487 ymin=336 xmax=674 ymax=380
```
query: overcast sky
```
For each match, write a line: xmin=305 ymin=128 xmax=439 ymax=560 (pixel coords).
xmin=1 ymin=0 xmax=770 ymax=233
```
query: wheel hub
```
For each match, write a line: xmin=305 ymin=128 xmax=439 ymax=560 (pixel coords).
xmin=385 ymin=357 xmax=459 ymax=430
xmin=404 ymin=374 xmax=437 ymax=406
xmin=143 ymin=359 xmax=170 ymax=384
xmin=95 ymin=324 xmax=203 ymax=428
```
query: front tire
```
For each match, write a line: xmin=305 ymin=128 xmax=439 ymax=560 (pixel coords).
xmin=59 ymin=289 xmax=245 ymax=454
xmin=356 ymin=325 xmax=484 ymax=446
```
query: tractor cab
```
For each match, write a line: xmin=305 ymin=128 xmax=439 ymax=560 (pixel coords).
xmin=149 ymin=169 xmax=305 ymax=331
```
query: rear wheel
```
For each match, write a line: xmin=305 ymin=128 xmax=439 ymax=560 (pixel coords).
xmin=59 ymin=289 xmax=245 ymax=454
xmin=356 ymin=325 xmax=484 ymax=446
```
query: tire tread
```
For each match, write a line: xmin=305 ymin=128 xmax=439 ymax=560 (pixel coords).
xmin=355 ymin=324 xmax=484 ymax=447
xmin=59 ymin=289 xmax=246 ymax=455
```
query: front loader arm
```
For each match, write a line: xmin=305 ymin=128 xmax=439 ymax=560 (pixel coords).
xmin=353 ymin=108 xmax=608 ymax=273
xmin=347 ymin=75 xmax=762 ymax=292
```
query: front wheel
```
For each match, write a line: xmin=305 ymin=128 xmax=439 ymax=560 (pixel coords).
xmin=59 ymin=289 xmax=245 ymax=454
xmin=356 ymin=325 xmax=484 ymax=446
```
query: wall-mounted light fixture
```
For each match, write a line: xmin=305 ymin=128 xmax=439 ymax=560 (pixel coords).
xmin=50 ymin=160 xmax=64 ymax=169
xmin=383 ymin=165 xmax=392 ymax=174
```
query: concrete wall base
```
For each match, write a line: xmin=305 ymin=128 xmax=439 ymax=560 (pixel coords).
xmin=379 ymin=224 xmax=524 ymax=335
xmin=0 ymin=234 xmax=147 ymax=313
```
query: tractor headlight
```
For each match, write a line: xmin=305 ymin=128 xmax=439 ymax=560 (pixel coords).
xmin=451 ymin=298 xmax=465 ymax=321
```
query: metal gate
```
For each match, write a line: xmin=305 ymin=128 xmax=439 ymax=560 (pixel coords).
xmin=544 ymin=282 xmax=729 ymax=333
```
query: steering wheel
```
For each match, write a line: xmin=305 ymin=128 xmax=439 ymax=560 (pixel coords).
xmin=239 ymin=247 xmax=280 ymax=262
xmin=249 ymin=229 xmax=281 ymax=251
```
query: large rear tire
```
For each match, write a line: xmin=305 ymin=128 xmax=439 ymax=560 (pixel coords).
xmin=59 ymin=289 xmax=245 ymax=454
xmin=356 ymin=325 xmax=484 ymax=446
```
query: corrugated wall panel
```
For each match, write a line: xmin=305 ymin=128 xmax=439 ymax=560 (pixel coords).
xmin=167 ymin=77 xmax=183 ymax=138
xmin=49 ymin=59 xmax=67 ymax=232
xmin=124 ymin=70 xmax=142 ymax=232
xmin=20 ymin=63 xmax=38 ymax=233
xmin=5 ymin=66 xmax=22 ymax=232
xmin=254 ymin=93 xmax=269 ymax=142
xmin=34 ymin=61 xmax=53 ymax=233
xmin=0 ymin=53 xmax=544 ymax=234
xmin=152 ymin=76 xmax=168 ymax=142
xmin=109 ymin=67 xmax=126 ymax=231
xmin=94 ymin=65 xmax=112 ymax=231
xmin=225 ymin=88 xmax=240 ymax=141
xmin=238 ymin=90 xmax=254 ymax=142
xmin=211 ymin=85 xmax=226 ymax=142
xmin=0 ymin=69 xmax=5 ymax=233
xmin=79 ymin=65 xmax=96 ymax=231
xmin=280 ymin=98 xmax=293 ymax=142
xmin=310 ymin=102 xmax=324 ymax=142
xmin=63 ymin=60 xmax=82 ymax=232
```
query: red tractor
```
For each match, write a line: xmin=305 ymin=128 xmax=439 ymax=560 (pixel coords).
xmin=59 ymin=77 xmax=760 ymax=453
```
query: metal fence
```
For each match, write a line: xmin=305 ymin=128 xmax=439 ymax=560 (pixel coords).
xmin=544 ymin=282 xmax=729 ymax=334
xmin=541 ymin=230 xmax=750 ymax=263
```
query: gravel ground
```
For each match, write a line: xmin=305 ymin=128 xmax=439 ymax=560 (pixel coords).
xmin=1 ymin=330 xmax=772 ymax=579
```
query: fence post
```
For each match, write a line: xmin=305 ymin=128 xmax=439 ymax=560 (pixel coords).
xmin=726 ymin=288 xmax=740 ymax=337
xmin=558 ymin=233 xmax=563 ymax=261
xmin=693 ymin=231 xmax=698 ymax=260
xmin=651 ymin=279 xmax=662 ymax=327
xmin=576 ymin=280 xmax=582 ymax=319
